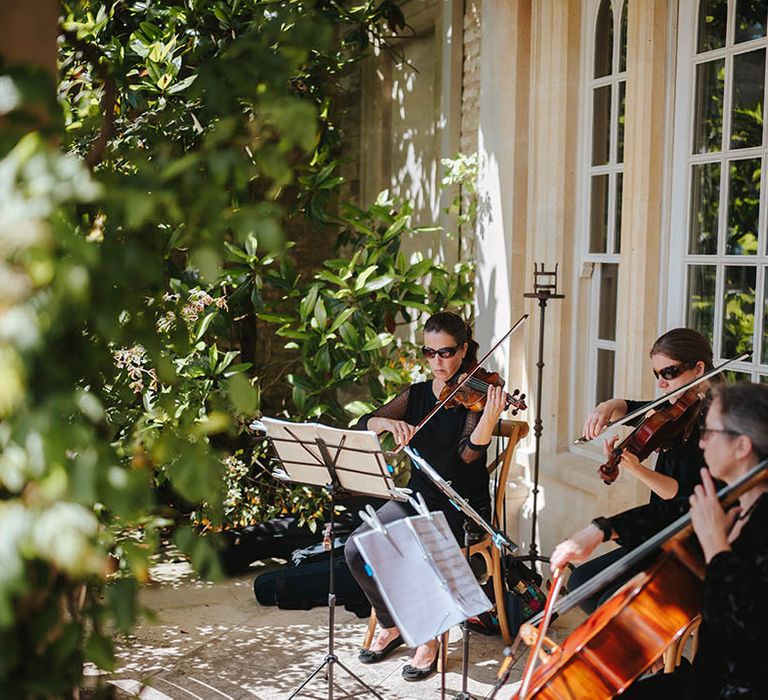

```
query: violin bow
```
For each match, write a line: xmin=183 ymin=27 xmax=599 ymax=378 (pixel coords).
xmin=573 ymin=351 xmax=751 ymax=444
xmin=391 ymin=313 xmax=529 ymax=454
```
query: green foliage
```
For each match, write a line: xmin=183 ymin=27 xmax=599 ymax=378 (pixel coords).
xmin=2 ymin=0 xmax=430 ymax=695
xmin=268 ymin=190 xmax=474 ymax=422
xmin=1 ymin=1 xmax=479 ymax=694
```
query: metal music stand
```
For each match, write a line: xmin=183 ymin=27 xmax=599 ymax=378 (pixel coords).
xmin=518 ymin=263 xmax=564 ymax=572
xmin=254 ymin=417 xmax=410 ymax=700
xmin=353 ymin=497 xmax=495 ymax=700
xmin=404 ymin=447 xmax=518 ymax=699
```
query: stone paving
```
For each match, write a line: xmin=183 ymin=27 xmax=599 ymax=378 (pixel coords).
xmin=91 ymin=559 xmax=585 ymax=700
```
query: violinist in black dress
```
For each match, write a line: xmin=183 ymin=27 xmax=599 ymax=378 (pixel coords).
xmin=344 ymin=311 xmax=506 ymax=681
xmin=551 ymin=381 xmax=768 ymax=699
xmin=570 ymin=328 xmax=713 ymax=612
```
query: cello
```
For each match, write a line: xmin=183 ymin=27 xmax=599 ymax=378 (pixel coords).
xmin=511 ymin=455 xmax=768 ymax=700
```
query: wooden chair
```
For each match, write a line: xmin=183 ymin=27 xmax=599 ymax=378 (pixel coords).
xmin=662 ymin=615 xmax=701 ymax=672
xmin=362 ymin=419 xmax=530 ymax=649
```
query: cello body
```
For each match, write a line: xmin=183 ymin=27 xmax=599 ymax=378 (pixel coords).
xmin=514 ymin=544 xmax=703 ymax=699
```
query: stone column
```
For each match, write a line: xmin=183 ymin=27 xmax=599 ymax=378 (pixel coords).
xmin=475 ymin=0 xmax=531 ymax=386
xmin=524 ymin=0 xmax=581 ymax=453
xmin=613 ymin=0 xmax=672 ymax=398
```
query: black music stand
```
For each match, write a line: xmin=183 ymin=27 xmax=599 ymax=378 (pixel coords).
xmin=517 ymin=263 xmax=564 ymax=573
xmin=255 ymin=417 xmax=409 ymax=700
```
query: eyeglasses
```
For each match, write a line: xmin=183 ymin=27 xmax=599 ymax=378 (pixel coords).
xmin=700 ymin=427 xmax=741 ymax=439
xmin=421 ymin=345 xmax=460 ymax=359
xmin=653 ymin=362 xmax=695 ymax=381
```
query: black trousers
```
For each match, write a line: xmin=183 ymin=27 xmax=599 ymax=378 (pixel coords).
xmin=344 ymin=499 xmax=484 ymax=629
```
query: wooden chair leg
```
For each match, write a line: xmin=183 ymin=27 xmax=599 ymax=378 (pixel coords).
xmin=436 ymin=630 xmax=449 ymax=672
xmin=362 ymin=609 xmax=378 ymax=650
xmin=491 ymin=547 xmax=513 ymax=644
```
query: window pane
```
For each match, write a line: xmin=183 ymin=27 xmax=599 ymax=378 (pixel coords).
xmin=722 ymin=265 xmax=756 ymax=356
xmin=595 ymin=0 xmax=614 ymax=78
xmin=615 ymin=172 xmax=623 ymax=253
xmin=619 ymin=1 xmax=628 ymax=72
xmin=596 ymin=349 xmax=615 ymax=404
xmin=731 ymin=49 xmax=766 ymax=149
xmin=598 ymin=263 xmax=619 ymax=340
xmin=763 ymin=268 xmax=768 ymax=363
xmin=686 ymin=264 xmax=717 ymax=344
xmin=592 ymin=85 xmax=612 ymax=165
xmin=617 ymin=80 xmax=626 ymax=163
xmin=689 ymin=162 xmax=721 ymax=254
xmin=727 ymin=158 xmax=761 ymax=255
xmin=590 ymin=174 xmax=609 ymax=253
xmin=735 ymin=0 xmax=768 ymax=43
xmin=697 ymin=0 xmax=728 ymax=53
xmin=723 ymin=369 xmax=754 ymax=381
xmin=693 ymin=59 xmax=725 ymax=153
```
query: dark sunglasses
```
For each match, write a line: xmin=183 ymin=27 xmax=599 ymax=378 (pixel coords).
xmin=653 ymin=361 xmax=695 ymax=381
xmin=421 ymin=345 xmax=460 ymax=359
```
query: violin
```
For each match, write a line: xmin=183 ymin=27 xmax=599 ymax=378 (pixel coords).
xmin=439 ymin=365 xmax=527 ymax=415
xmin=598 ymin=386 xmax=705 ymax=485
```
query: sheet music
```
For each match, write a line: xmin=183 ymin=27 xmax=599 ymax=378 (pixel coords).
xmin=353 ymin=511 xmax=492 ymax=647
xmin=261 ymin=417 xmax=407 ymax=500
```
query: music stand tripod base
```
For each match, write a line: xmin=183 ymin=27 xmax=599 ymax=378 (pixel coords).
xmin=257 ymin=418 xmax=404 ymax=700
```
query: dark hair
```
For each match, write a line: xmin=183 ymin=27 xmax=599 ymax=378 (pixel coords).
xmin=423 ymin=311 xmax=479 ymax=369
xmin=650 ymin=328 xmax=714 ymax=371
xmin=710 ymin=382 xmax=768 ymax=460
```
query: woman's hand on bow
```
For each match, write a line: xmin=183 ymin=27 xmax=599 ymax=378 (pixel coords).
xmin=583 ymin=399 xmax=628 ymax=440
xmin=550 ymin=523 xmax=605 ymax=572
xmin=369 ymin=417 xmax=416 ymax=447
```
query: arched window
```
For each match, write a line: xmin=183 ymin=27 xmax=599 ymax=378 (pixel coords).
xmin=674 ymin=0 xmax=768 ymax=379
xmin=584 ymin=0 xmax=628 ymax=403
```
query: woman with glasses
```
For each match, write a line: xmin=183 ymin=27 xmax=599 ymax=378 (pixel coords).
xmin=571 ymin=328 xmax=714 ymax=613
xmin=344 ymin=311 xmax=506 ymax=681
xmin=551 ymin=381 xmax=768 ymax=699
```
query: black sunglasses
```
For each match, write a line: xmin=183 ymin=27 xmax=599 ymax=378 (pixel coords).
xmin=421 ymin=345 xmax=460 ymax=359
xmin=653 ymin=361 xmax=695 ymax=381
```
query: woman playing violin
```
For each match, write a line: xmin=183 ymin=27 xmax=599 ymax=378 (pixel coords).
xmin=551 ymin=382 xmax=768 ymax=699
xmin=344 ymin=311 xmax=507 ymax=681
xmin=570 ymin=328 xmax=713 ymax=613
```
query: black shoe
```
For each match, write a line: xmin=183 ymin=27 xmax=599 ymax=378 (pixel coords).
xmin=401 ymin=656 xmax=438 ymax=681
xmin=358 ymin=635 xmax=404 ymax=664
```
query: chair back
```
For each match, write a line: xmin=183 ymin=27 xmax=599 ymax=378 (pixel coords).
xmin=488 ymin=419 xmax=529 ymax=529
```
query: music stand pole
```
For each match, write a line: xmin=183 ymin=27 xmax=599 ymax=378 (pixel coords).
xmin=285 ymin=438 xmax=384 ymax=700
xmin=518 ymin=263 xmax=564 ymax=570
xmin=453 ymin=520 xmax=474 ymax=700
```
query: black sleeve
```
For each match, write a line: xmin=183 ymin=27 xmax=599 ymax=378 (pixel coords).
xmin=607 ymin=497 xmax=690 ymax=549
xmin=702 ymin=508 xmax=768 ymax=648
xmin=356 ymin=387 xmax=410 ymax=430
xmin=457 ymin=410 xmax=488 ymax=463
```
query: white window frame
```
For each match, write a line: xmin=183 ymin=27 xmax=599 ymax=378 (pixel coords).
xmin=572 ymin=0 xmax=627 ymax=427
xmin=669 ymin=0 xmax=768 ymax=378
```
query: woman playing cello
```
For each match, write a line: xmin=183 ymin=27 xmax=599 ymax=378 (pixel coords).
xmin=570 ymin=328 xmax=713 ymax=613
xmin=551 ymin=381 xmax=768 ymax=698
xmin=344 ymin=311 xmax=507 ymax=681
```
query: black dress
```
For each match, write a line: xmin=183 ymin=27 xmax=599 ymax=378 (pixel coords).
xmin=568 ymin=398 xmax=707 ymax=614
xmin=343 ymin=380 xmax=492 ymax=628
xmin=614 ymin=492 xmax=768 ymax=699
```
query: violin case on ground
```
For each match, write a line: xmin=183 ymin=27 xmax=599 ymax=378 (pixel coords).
xmin=253 ymin=536 xmax=372 ymax=618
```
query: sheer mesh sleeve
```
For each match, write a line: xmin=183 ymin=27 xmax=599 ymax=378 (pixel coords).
xmin=356 ymin=388 xmax=411 ymax=430
xmin=457 ymin=410 xmax=488 ymax=463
